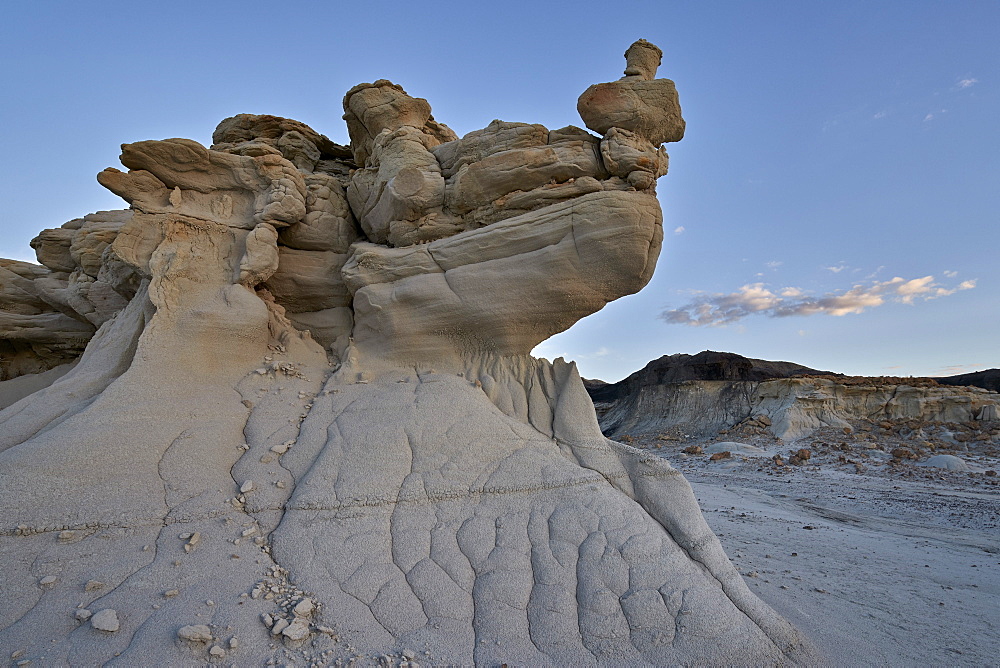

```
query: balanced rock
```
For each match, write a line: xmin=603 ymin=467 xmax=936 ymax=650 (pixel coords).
xmin=578 ymin=39 xmax=686 ymax=146
xmin=0 ymin=41 xmax=812 ymax=666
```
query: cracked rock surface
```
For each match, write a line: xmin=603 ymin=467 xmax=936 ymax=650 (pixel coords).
xmin=0 ymin=41 xmax=814 ymax=665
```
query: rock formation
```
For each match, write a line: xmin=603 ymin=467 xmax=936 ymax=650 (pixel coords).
xmin=593 ymin=351 xmax=1000 ymax=442
xmin=0 ymin=42 xmax=813 ymax=665
xmin=937 ymin=368 xmax=1000 ymax=393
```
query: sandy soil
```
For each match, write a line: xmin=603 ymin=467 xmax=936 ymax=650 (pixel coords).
xmin=630 ymin=429 xmax=1000 ymax=666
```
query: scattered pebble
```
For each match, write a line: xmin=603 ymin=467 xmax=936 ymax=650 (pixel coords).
xmin=38 ymin=575 xmax=57 ymax=587
xmin=209 ymin=645 xmax=226 ymax=658
xmin=184 ymin=532 xmax=201 ymax=553
xmin=75 ymin=608 xmax=93 ymax=622
xmin=270 ymin=441 xmax=292 ymax=454
xmin=240 ymin=480 xmax=255 ymax=493
xmin=90 ymin=609 xmax=120 ymax=632
xmin=292 ymin=598 xmax=314 ymax=617
xmin=177 ymin=624 xmax=214 ymax=642
xmin=282 ymin=618 xmax=310 ymax=641
xmin=85 ymin=580 xmax=105 ymax=592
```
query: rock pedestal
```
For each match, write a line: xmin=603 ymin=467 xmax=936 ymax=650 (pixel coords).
xmin=0 ymin=41 xmax=813 ymax=665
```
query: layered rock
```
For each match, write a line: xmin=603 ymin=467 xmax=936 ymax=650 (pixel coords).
xmin=594 ymin=351 xmax=1000 ymax=441
xmin=0 ymin=42 xmax=814 ymax=665
xmin=0 ymin=209 xmax=138 ymax=380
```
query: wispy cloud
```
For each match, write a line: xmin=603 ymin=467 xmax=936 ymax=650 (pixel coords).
xmin=765 ymin=260 xmax=782 ymax=269
xmin=924 ymin=108 xmax=948 ymax=122
xmin=957 ymin=78 xmax=978 ymax=89
xmin=578 ymin=346 xmax=613 ymax=360
xmin=865 ymin=265 xmax=886 ymax=280
xmin=673 ymin=226 xmax=685 ymax=235
xmin=826 ymin=264 xmax=847 ymax=273
xmin=661 ymin=275 xmax=977 ymax=327
xmin=935 ymin=363 xmax=983 ymax=376
xmin=943 ymin=269 xmax=957 ymax=278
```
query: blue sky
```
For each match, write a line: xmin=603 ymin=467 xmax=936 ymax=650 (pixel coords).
xmin=2 ymin=1 xmax=997 ymax=382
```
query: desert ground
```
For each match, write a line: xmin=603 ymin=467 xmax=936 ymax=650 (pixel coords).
xmin=624 ymin=427 xmax=1000 ymax=665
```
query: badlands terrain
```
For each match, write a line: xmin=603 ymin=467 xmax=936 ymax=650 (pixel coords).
xmin=2 ymin=32 xmax=995 ymax=663
xmin=589 ymin=351 xmax=1000 ymax=664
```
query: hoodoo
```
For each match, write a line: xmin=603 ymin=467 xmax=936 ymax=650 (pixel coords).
xmin=0 ymin=42 xmax=812 ymax=665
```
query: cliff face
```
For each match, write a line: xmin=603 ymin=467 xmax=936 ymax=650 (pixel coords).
xmin=0 ymin=44 xmax=813 ymax=666
xmin=938 ymin=369 xmax=1000 ymax=393
xmin=594 ymin=352 xmax=1000 ymax=441
xmin=589 ymin=350 xmax=829 ymax=404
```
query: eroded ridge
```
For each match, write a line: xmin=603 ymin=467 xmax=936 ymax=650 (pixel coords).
xmin=0 ymin=41 xmax=814 ymax=665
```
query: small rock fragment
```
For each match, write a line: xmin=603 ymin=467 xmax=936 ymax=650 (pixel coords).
xmin=75 ymin=608 xmax=93 ymax=622
xmin=85 ymin=580 xmax=105 ymax=592
xmin=58 ymin=530 xmax=77 ymax=542
xmin=177 ymin=624 xmax=214 ymax=642
xmin=282 ymin=617 xmax=310 ymax=641
xmin=164 ymin=589 xmax=180 ymax=598
xmin=90 ymin=609 xmax=120 ymax=632
xmin=270 ymin=618 xmax=290 ymax=635
xmin=270 ymin=441 xmax=292 ymax=454
xmin=240 ymin=480 xmax=255 ymax=493
xmin=292 ymin=598 xmax=314 ymax=617
xmin=209 ymin=645 xmax=226 ymax=658
xmin=38 ymin=575 xmax=57 ymax=587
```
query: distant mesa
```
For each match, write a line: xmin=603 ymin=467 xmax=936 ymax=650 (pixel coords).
xmin=936 ymin=368 xmax=1000 ymax=393
xmin=590 ymin=351 xmax=1000 ymax=442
